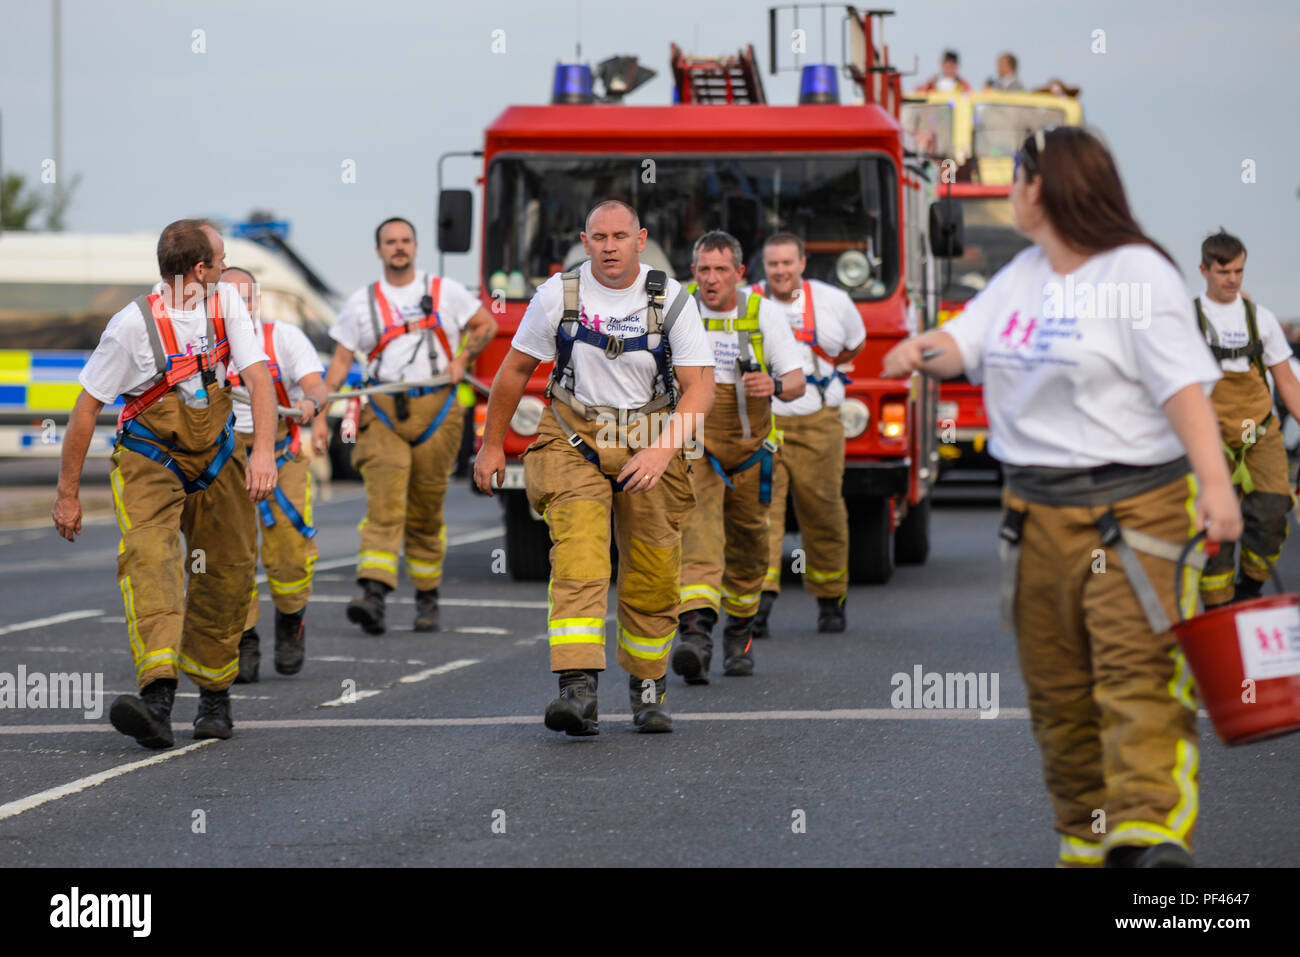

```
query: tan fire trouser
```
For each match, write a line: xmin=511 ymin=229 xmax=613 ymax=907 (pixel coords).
xmin=352 ymin=388 xmax=463 ymax=590
xmin=1006 ymin=474 xmax=1201 ymax=867
xmin=764 ymin=405 xmax=849 ymax=598
xmin=1201 ymin=369 xmax=1292 ymax=605
xmin=234 ymin=424 xmax=317 ymax=630
xmin=680 ymin=386 xmax=773 ymax=618
xmin=524 ymin=405 xmax=695 ymax=678
xmin=111 ymin=388 xmax=256 ymax=692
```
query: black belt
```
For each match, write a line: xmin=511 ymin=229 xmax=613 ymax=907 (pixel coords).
xmin=1004 ymin=456 xmax=1190 ymax=508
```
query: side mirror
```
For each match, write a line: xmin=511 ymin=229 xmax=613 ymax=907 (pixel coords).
xmin=438 ymin=189 xmax=473 ymax=253
xmin=929 ymin=198 xmax=965 ymax=258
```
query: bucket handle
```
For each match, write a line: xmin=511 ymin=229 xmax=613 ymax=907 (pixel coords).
xmin=1174 ymin=531 xmax=1287 ymax=622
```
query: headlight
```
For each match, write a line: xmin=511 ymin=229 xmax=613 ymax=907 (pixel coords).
xmin=510 ymin=396 xmax=545 ymax=437
xmin=836 ymin=250 xmax=872 ymax=289
xmin=840 ymin=398 xmax=870 ymax=438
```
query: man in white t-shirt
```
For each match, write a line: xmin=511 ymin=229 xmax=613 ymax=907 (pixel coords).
xmin=673 ymin=231 xmax=805 ymax=685
xmin=475 ymin=199 xmax=715 ymax=735
xmin=1194 ymin=229 xmax=1300 ymax=609
xmin=749 ymin=232 xmax=866 ymax=636
xmin=321 ymin=217 xmax=498 ymax=635
xmin=221 ymin=267 xmax=327 ymax=683
xmin=52 ymin=219 xmax=280 ymax=749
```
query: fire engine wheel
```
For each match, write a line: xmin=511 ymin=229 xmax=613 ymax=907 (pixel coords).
xmin=504 ymin=491 xmax=552 ymax=582
xmin=848 ymin=495 xmax=894 ymax=585
xmin=894 ymin=494 xmax=931 ymax=566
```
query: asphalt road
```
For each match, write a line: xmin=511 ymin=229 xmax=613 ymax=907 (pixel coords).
xmin=0 ymin=472 xmax=1296 ymax=867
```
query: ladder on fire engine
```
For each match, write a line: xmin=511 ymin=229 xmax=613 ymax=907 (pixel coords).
xmin=670 ymin=43 xmax=767 ymax=104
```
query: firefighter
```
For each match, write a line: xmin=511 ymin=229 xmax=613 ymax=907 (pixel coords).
xmin=52 ymin=219 xmax=280 ymax=748
xmin=883 ymin=128 xmax=1241 ymax=867
xmin=674 ymin=232 xmax=805 ymax=683
xmin=221 ymin=267 xmax=327 ymax=682
xmin=474 ymin=199 xmax=715 ymax=735
xmin=1193 ymin=229 xmax=1300 ymax=610
xmin=750 ymin=233 xmax=865 ymax=635
xmin=321 ymin=217 xmax=497 ymax=634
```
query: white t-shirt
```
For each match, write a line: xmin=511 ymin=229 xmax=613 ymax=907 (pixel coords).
xmin=233 ymin=321 xmax=325 ymax=433
xmin=943 ymin=244 xmax=1222 ymax=469
xmin=331 ymin=272 xmax=480 ymax=384
xmin=697 ymin=293 xmax=802 ymax=385
xmin=512 ymin=261 xmax=713 ymax=409
xmin=753 ymin=279 xmax=866 ymax=415
xmin=1194 ymin=294 xmax=1290 ymax=374
xmin=80 ymin=282 xmax=267 ymax=408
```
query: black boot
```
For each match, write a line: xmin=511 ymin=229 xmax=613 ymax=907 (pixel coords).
xmin=414 ymin=588 xmax=440 ymax=632
xmin=629 ymin=674 xmax=673 ymax=734
xmin=1104 ymin=843 xmax=1194 ymax=868
xmin=346 ymin=579 xmax=390 ymax=635
xmin=193 ymin=687 xmax=234 ymax=740
xmin=234 ymin=629 xmax=260 ymax=684
xmin=752 ymin=591 xmax=777 ymax=640
xmin=817 ymin=595 xmax=847 ymax=633
xmin=109 ymin=678 xmax=176 ymax=749
xmin=1232 ymin=573 xmax=1265 ymax=604
xmin=722 ymin=614 xmax=755 ymax=677
xmin=671 ymin=608 xmax=717 ymax=685
xmin=274 ymin=609 xmax=306 ymax=675
xmin=544 ymin=669 xmax=599 ymax=736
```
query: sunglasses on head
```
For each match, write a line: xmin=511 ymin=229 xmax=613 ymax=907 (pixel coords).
xmin=1014 ymin=127 xmax=1051 ymax=180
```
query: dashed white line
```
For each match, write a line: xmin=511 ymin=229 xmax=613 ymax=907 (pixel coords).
xmin=0 ymin=739 xmax=217 ymax=821
xmin=453 ymin=627 xmax=510 ymax=635
xmin=306 ymin=595 xmax=548 ymax=609
xmin=0 ymin=610 xmax=105 ymax=637
xmin=306 ymin=527 xmax=504 ymax=577
xmin=397 ymin=659 xmax=480 ymax=684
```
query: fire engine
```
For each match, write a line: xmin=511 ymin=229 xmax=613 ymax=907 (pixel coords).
xmin=900 ymin=86 xmax=1083 ymax=479
xmin=440 ymin=5 xmax=963 ymax=584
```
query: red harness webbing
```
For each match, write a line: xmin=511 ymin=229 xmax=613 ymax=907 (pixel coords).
xmin=367 ymin=276 xmax=453 ymax=365
xmin=118 ymin=292 xmax=229 ymax=427
xmin=757 ymin=280 xmax=838 ymax=367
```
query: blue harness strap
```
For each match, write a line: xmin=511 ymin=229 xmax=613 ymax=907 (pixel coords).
xmin=807 ymin=369 xmax=851 ymax=390
xmin=118 ymin=414 xmax=237 ymax=494
xmin=253 ymin=432 xmax=317 ymax=538
xmin=368 ymin=386 xmax=455 ymax=445
xmin=705 ymin=437 xmax=779 ymax=505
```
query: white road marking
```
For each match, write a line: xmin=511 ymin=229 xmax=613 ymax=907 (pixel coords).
xmin=99 ymin=616 xmax=126 ymax=623
xmin=317 ymin=690 xmax=383 ymax=708
xmin=397 ymin=659 xmax=480 ymax=684
xmin=0 ymin=739 xmax=217 ymax=821
xmin=313 ymin=655 xmax=429 ymax=665
xmin=0 ymin=610 xmax=105 ymax=637
xmin=306 ymin=595 xmax=548 ymax=609
xmin=453 ymin=626 xmax=510 ymax=635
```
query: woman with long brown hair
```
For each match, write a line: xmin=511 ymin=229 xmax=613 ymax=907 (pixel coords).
xmin=884 ymin=127 xmax=1242 ymax=867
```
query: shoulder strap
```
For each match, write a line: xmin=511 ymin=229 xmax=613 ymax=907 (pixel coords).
xmin=1193 ymin=297 xmax=1215 ymax=345
xmin=367 ymin=282 xmax=383 ymax=342
xmin=1243 ymin=297 xmax=1268 ymax=379
xmin=663 ymin=286 xmax=690 ymax=337
xmin=561 ymin=271 xmax=581 ymax=321
xmin=136 ymin=294 xmax=167 ymax=375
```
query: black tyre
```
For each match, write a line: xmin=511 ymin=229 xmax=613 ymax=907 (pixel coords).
xmin=504 ymin=491 xmax=551 ymax=581
xmin=848 ymin=495 xmax=893 ymax=584
xmin=894 ymin=494 xmax=931 ymax=566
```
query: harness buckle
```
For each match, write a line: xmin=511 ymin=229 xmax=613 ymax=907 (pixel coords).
xmin=605 ymin=336 xmax=625 ymax=359
xmin=567 ymin=432 xmax=584 ymax=448
xmin=762 ymin=437 xmax=779 ymax=454
xmin=1096 ymin=511 xmax=1122 ymax=548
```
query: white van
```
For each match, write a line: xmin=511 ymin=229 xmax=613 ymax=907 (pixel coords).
xmin=0 ymin=232 xmax=338 ymax=457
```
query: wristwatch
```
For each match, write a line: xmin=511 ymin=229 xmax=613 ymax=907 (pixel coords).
xmin=772 ymin=377 xmax=784 ymax=397
xmin=307 ymin=396 xmax=322 ymax=415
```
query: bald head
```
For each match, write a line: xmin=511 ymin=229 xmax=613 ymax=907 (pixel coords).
xmin=585 ymin=199 xmax=640 ymax=234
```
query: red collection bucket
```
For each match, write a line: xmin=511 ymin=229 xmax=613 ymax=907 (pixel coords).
xmin=1172 ymin=532 xmax=1300 ymax=745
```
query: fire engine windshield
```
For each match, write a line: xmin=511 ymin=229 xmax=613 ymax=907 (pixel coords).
xmin=972 ymin=103 xmax=1068 ymax=160
xmin=939 ymin=196 xmax=1031 ymax=303
xmin=484 ymin=154 xmax=898 ymax=301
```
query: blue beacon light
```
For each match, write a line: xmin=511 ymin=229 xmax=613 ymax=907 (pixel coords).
xmin=552 ymin=63 xmax=595 ymax=104
xmin=799 ymin=64 xmax=839 ymax=104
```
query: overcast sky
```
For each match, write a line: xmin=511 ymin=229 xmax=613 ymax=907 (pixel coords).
xmin=2 ymin=0 xmax=1296 ymax=310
